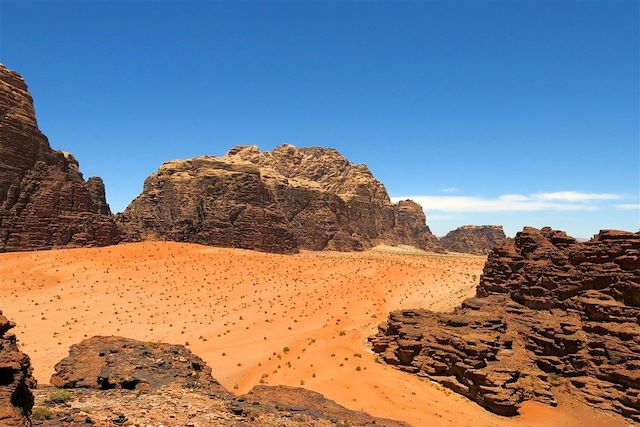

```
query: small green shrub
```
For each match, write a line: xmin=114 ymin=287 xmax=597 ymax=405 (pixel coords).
xmin=32 ymin=406 xmax=54 ymax=420
xmin=46 ymin=391 xmax=71 ymax=403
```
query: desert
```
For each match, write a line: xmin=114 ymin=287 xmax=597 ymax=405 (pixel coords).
xmin=1 ymin=2 xmax=638 ymax=426
xmin=1 ymin=242 xmax=633 ymax=426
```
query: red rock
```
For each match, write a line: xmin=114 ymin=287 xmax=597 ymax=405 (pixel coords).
xmin=439 ymin=225 xmax=507 ymax=255
xmin=120 ymin=144 xmax=442 ymax=253
xmin=50 ymin=336 xmax=227 ymax=394
xmin=370 ymin=227 xmax=640 ymax=421
xmin=0 ymin=64 xmax=122 ymax=252
xmin=0 ymin=310 xmax=35 ymax=426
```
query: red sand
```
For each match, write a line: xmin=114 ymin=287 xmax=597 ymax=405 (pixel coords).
xmin=0 ymin=242 xmax=627 ymax=426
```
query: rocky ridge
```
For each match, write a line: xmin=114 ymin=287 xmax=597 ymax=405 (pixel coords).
xmin=0 ymin=64 xmax=122 ymax=252
xmin=27 ymin=335 xmax=407 ymax=426
xmin=0 ymin=310 xmax=35 ymax=426
xmin=439 ymin=225 xmax=506 ymax=255
xmin=1 ymin=63 xmax=441 ymax=255
xmin=121 ymin=144 xmax=442 ymax=253
xmin=370 ymin=227 xmax=639 ymax=420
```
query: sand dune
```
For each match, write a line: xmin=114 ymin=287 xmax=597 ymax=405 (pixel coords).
xmin=0 ymin=243 xmax=625 ymax=426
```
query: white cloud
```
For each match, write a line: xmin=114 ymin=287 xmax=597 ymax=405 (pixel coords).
xmin=615 ymin=203 xmax=640 ymax=210
xmin=533 ymin=191 xmax=622 ymax=202
xmin=440 ymin=187 xmax=458 ymax=193
xmin=391 ymin=191 xmax=625 ymax=213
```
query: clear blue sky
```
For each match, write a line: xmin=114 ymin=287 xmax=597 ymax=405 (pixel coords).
xmin=1 ymin=0 xmax=638 ymax=237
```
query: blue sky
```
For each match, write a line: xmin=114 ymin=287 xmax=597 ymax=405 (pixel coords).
xmin=1 ymin=0 xmax=638 ymax=237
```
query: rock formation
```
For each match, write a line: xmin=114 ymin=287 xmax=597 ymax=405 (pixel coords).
xmin=439 ymin=225 xmax=506 ymax=255
xmin=0 ymin=310 xmax=35 ymax=426
xmin=239 ymin=385 xmax=409 ymax=426
xmin=40 ymin=336 xmax=407 ymax=426
xmin=121 ymin=144 xmax=442 ymax=253
xmin=0 ymin=64 xmax=122 ymax=252
xmin=50 ymin=336 xmax=226 ymax=394
xmin=370 ymin=227 xmax=639 ymax=420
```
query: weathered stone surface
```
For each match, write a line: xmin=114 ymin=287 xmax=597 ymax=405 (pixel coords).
xmin=0 ymin=310 xmax=35 ymax=426
xmin=50 ymin=336 xmax=226 ymax=394
xmin=42 ymin=337 xmax=408 ymax=426
xmin=440 ymin=225 xmax=507 ymax=255
xmin=121 ymin=144 xmax=442 ymax=253
xmin=370 ymin=227 xmax=640 ymax=420
xmin=0 ymin=64 xmax=122 ymax=252
xmin=239 ymin=385 xmax=410 ymax=426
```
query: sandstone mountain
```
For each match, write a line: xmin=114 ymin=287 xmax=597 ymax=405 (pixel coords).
xmin=370 ymin=227 xmax=639 ymax=421
xmin=0 ymin=64 xmax=121 ymax=252
xmin=120 ymin=144 xmax=442 ymax=253
xmin=440 ymin=225 xmax=506 ymax=255
xmin=0 ymin=310 xmax=35 ymax=426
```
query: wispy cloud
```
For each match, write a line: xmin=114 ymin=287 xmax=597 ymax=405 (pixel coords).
xmin=391 ymin=191 xmax=625 ymax=213
xmin=440 ymin=187 xmax=458 ymax=193
xmin=615 ymin=203 xmax=640 ymax=210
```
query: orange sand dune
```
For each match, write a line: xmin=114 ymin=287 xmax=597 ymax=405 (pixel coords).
xmin=0 ymin=242 xmax=626 ymax=426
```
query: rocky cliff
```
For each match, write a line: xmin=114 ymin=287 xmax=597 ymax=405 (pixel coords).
xmin=0 ymin=310 xmax=35 ymax=426
xmin=440 ymin=225 xmax=506 ymax=255
xmin=0 ymin=64 xmax=121 ymax=252
xmin=370 ymin=227 xmax=639 ymax=420
xmin=121 ymin=144 xmax=441 ymax=253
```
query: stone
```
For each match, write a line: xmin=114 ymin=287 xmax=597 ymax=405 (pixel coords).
xmin=239 ymin=384 xmax=410 ymax=426
xmin=0 ymin=310 xmax=35 ymax=426
xmin=439 ymin=225 xmax=507 ymax=255
xmin=370 ymin=227 xmax=640 ymax=421
xmin=0 ymin=64 xmax=122 ymax=252
xmin=50 ymin=336 xmax=226 ymax=394
xmin=120 ymin=144 xmax=442 ymax=253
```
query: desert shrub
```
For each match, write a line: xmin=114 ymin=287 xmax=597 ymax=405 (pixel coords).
xmin=46 ymin=391 xmax=71 ymax=403
xmin=32 ymin=407 xmax=54 ymax=420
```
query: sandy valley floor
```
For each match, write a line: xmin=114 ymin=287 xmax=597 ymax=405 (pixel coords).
xmin=0 ymin=243 xmax=627 ymax=426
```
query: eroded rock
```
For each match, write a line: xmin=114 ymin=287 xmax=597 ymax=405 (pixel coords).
xmin=0 ymin=64 xmax=122 ymax=252
xmin=0 ymin=310 xmax=35 ymax=426
xmin=439 ymin=225 xmax=506 ymax=255
xmin=239 ymin=384 xmax=410 ymax=426
xmin=50 ymin=336 xmax=226 ymax=394
xmin=370 ymin=227 xmax=640 ymax=420
xmin=121 ymin=144 xmax=442 ymax=253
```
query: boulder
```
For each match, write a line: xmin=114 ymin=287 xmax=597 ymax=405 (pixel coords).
xmin=50 ymin=336 xmax=226 ymax=394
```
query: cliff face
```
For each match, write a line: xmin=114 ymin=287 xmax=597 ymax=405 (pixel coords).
xmin=370 ymin=227 xmax=639 ymax=420
xmin=0 ymin=310 xmax=35 ymax=426
xmin=440 ymin=225 xmax=506 ymax=255
xmin=0 ymin=64 xmax=121 ymax=252
xmin=121 ymin=144 xmax=441 ymax=253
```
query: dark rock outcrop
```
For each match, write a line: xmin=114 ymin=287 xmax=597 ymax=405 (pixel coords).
xmin=121 ymin=144 xmax=442 ymax=253
xmin=42 ymin=336 xmax=408 ymax=426
xmin=439 ymin=225 xmax=506 ymax=255
xmin=50 ymin=336 xmax=226 ymax=394
xmin=0 ymin=310 xmax=35 ymax=426
xmin=370 ymin=227 xmax=640 ymax=420
xmin=239 ymin=385 xmax=410 ymax=426
xmin=0 ymin=64 xmax=122 ymax=252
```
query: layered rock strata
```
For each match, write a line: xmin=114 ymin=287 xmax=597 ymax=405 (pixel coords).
xmin=0 ymin=310 xmax=35 ymax=426
xmin=440 ymin=225 xmax=506 ymax=255
xmin=0 ymin=64 xmax=121 ymax=252
xmin=370 ymin=227 xmax=639 ymax=420
xmin=121 ymin=144 xmax=442 ymax=253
